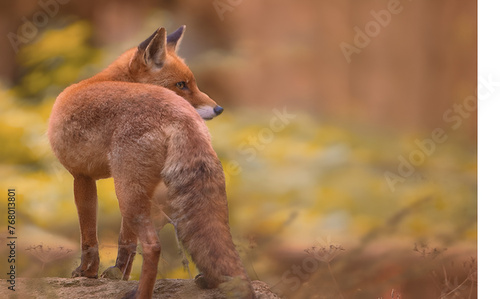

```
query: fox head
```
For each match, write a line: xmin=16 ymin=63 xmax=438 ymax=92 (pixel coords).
xmin=128 ymin=26 xmax=223 ymax=120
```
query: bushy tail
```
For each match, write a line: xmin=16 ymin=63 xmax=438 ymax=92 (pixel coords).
xmin=161 ymin=125 xmax=254 ymax=298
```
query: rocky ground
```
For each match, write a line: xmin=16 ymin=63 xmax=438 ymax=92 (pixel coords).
xmin=0 ymin=277 xmax=280 ymax=299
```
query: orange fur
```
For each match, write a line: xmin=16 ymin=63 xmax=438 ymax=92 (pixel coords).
xmin=47 ymin=27 xmax=253 ymax=299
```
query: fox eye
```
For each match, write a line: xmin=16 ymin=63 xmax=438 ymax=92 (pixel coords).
xmin=176 ymin=81 xmax=187 ymax=90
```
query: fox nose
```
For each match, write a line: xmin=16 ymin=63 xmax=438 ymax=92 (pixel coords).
xmin=214 ymin=105 xmax=224 ymax=116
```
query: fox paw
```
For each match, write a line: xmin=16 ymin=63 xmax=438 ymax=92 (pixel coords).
xmin=195 ymin=273 xmax=223 ymax=289
xmin=71 ymin=266 xmax=98 ymax=279
xmin=195 ymin=273 xmax=209 ymax=289
xmin=101 ymin=266 xmax=124 ymax=280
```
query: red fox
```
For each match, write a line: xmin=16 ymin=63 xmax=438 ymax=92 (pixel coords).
xmin=47 ymin=26 xmax=254 ymax=299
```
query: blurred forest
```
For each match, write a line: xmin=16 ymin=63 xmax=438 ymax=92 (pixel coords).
xmin=0 ymin=0 xmax=476 ymax=298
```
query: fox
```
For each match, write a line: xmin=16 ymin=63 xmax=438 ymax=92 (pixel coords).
xmin=47 ymin=26 xmax=255 ymax=299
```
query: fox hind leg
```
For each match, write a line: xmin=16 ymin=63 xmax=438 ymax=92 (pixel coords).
xmin=102 ymin=218 xmax=137 ymax=280
xmin=114 ymin=178 xmax=161 ymax=299
xmin=72 ymin=175 xmax=100 ymax=278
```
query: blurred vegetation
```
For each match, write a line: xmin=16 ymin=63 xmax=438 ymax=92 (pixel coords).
xmin=0 ymin=20 xmax=475 ymax=298
xmin=13 ymin=22 xmax=102 ymax=102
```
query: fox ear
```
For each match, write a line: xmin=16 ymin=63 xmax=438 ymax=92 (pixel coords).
xmin=166 ymin=25 xmax=186 ymax=52
xmin=137 ymin=27 xmax=167 ymax=69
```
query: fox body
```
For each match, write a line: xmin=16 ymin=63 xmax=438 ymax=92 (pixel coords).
xmin=47 ymin=27 xmax=253 ymax=298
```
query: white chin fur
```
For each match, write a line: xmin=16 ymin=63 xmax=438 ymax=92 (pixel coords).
xmin=196 ymin=106 xmax=216 ymax=120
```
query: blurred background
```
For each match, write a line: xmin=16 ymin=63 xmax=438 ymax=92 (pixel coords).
xmin=0 ymin=0 xmax=476 ymax=298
